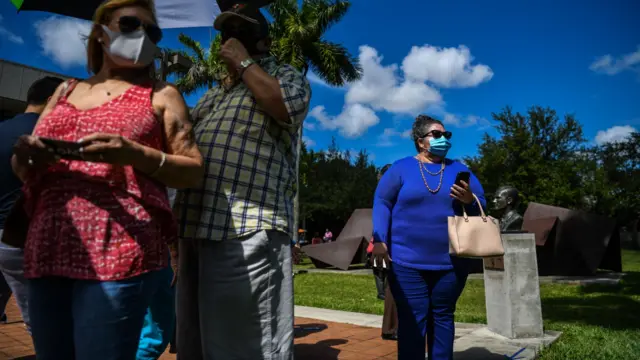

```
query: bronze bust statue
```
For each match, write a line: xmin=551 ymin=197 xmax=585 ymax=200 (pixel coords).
xmin=493 ymin=185 xmax=524 ymax=232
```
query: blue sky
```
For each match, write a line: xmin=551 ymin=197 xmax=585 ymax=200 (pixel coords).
xmin=1 ymin=0 xmax=638 ymax=166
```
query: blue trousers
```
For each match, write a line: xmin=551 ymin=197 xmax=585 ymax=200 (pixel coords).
xmin=28 ymin=270 xmax=165 ymax=360
xmin=137 ymin=265 xmax=175 ymax=360
xmin=389 ymin=262 xmax=468 ymax=360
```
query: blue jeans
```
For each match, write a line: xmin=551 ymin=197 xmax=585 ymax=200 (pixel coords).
xmin=389 ymin=262 xmax=468 ymax=360
xmin=28 ymin=270 xmax=165 ymax=360
xmin=0 ymin=240 xmax=30 ymax=331
xmin=137 ymin=265 xmax=175 ymax=360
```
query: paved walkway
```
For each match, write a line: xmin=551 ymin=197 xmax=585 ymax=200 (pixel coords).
xmin=0 ymin=297 xmax=399 ymax=360
xmin=1 ymin=298 xmax=559 ymax=360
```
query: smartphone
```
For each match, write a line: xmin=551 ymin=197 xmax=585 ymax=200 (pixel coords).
xmin=455 ymin=171 xmax=471 ymax=187
xmin=40 ymin=137 xmax=84 ymax=160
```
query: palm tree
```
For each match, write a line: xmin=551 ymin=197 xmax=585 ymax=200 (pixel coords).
xmin=267 ymin=0 xmax=362 ymax=85
xmin=168 ymin=0 xmax=363 ymax=241
xmin=165 ymin=34 xmax=225 ymax=95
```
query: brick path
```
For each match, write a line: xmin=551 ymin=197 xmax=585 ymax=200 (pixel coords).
xmin=1 ymin=297 xmax=399 ymax=360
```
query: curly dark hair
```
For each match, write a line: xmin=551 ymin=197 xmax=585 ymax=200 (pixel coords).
xmin=411 ymin=114 xmax=443 ymax=152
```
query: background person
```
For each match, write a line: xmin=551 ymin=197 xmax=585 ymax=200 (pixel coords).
xmin=10 ymin=1 xmax=203 ymax=358
xmin=374 ymin=164 xmax=399 ymax=341
xmin=0 ymin=76 xmax=64 ymax=332
xmin=323 ymin=228 xmax=333 ymax=242
xmin=372 ymin=115 xmax=486 ymax=360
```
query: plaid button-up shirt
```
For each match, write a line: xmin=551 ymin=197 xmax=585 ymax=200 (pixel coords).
xmin=174 ymin=57 xmax=311 ymax=241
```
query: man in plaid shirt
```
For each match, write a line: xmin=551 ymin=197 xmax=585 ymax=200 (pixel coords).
xmin=173 ymin=2 xmax=311 ymax=360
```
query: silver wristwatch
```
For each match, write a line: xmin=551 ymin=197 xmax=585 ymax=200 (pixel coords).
xmin=238 ymin=58 xmax=256 ymax=77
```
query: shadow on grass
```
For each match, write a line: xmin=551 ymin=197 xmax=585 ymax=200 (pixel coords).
xmin=541 ymin=272 xmax=640 ymax=330
xmin=578 ymin=272 xmax=640 ymax=296
xmin=294 ymin=339 xmax=348 ymax=360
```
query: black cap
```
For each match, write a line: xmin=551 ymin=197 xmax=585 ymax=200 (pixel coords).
xmin=214 ymin=2 xmax=269 ymax=35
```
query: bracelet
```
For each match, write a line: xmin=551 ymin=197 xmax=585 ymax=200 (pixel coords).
xmin=149 ymin=151 xmax=166 ymax=177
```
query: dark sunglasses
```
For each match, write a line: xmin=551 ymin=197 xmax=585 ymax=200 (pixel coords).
xmin=117 ymin=16 xmax=163 ymax=44
xmin=421 ymin=130 xmax=452 ymax=140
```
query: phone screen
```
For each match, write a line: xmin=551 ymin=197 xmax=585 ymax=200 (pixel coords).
xmin=455 ymin=171 xmax=471 ymax=187
xmin=40 ymin=137 xmax=84 ymax=160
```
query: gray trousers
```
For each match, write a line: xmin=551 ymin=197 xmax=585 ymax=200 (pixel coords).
xmin=0 ymin=230 xmax=30 ymax=331
xmin=176 ymin=230 xmax=294 ymax=360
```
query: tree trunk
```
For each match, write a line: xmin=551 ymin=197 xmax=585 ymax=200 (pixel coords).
xmin=292 ymin=126 xmax=302 ymax=244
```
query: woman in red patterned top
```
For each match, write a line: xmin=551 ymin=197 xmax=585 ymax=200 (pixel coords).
xmin=10 ymin=0 xmax=203 ymax=358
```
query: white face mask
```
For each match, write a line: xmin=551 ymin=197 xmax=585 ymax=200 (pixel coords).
xmin=100 ymin=25 xmax=158 ymax=66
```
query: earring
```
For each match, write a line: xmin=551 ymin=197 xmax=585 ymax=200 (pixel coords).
xmin=98 ymin=39 xmax=103 ymax=43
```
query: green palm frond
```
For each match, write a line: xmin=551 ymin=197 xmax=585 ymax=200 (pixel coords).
xmin=302 ymin=0 xmax=350 ymax=38
xmin=306 ymin=40 xmax=362 ymax=85
xmin=177 ymin=33 xmax=206 ymax=62
xmin=167 ymin=0 xmax=361 ymax=92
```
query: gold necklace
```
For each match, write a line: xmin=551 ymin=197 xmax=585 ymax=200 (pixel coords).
xmin=416 ymin=157 xmax=446 ymax=193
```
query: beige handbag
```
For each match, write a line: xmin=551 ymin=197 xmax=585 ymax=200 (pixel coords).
xmin=448 ymin=194 xmax=504 ymax=258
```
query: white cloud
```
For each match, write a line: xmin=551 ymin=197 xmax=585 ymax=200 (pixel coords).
xmin=303 ymin=121 xmax=316 ymax=130
xmin=312 ymin=44 xmax=493 ymax=139
xmin=309 ymin=104 xmax=380 ymax=138
xmin=401 ymin=45 xmax=493 ymax=88
xmin=345 ymin=46 xmax=443 ymax=114
xmin=589 ymin=46 xmax=640 ymax=76
xmin=302 ymin=136 xmax=316 ymax=147
xmin=441 ymin=113 xmax=491 ymax=128
xmin=594 ymin=125 xmax=637 ymax=145
xmin=34 ymin=16 xmax=92 ymax=68
xmin=0 ymin=14 xmax=24 ymax=45
xmin=377 ymin=128 xmax=411 ymax=147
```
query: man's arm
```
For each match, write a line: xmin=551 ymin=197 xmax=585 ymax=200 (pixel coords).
xmin=219 ymin=38 xmax=311 ymax=126
xmin=242 ymin=63 xmax=311 ymax=126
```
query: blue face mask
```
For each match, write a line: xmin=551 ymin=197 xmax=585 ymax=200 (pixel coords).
xmin=428 ymin=137 xmax=452 ymax=157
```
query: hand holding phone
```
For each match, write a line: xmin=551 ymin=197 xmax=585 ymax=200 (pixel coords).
xmin=451 ymin=171 xmax=473 ymax=204
xmin=39 ymin=137 xmax=85 ymax=160
xmin=454 ymin=171 xmax=471 ymax=187
xmin=12 ymin=135 xmax=56 ymax=168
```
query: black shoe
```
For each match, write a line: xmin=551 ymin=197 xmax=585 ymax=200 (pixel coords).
xmin=377 ymin=294 xmax=385 ymax=301
xmin=381 ymin=333 xmax=398 ymax=341
xmin=0 ymin=313 xmax=7 ymax=324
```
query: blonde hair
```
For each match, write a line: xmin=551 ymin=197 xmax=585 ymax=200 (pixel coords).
xmin=86 ymin=0 xmax=158 ymax=74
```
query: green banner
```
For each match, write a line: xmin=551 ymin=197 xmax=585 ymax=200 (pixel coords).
xmin=10 ymin=0 xmax=24 ymax=9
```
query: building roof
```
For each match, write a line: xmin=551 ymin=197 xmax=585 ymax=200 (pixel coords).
xmin=0 ymin=59 xmax=72 ymax=119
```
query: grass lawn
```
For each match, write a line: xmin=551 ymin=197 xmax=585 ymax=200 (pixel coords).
xmin=293 ymin=250 xmax=640 ymax=359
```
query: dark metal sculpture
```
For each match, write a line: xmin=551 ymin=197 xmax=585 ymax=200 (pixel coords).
xmin=493 ymin=185 xmax=524 ymax=232
xmin=302 ymin=209 xmax=371 ymax=270
xmin=523 ymin=202 xmax=622 ymax=276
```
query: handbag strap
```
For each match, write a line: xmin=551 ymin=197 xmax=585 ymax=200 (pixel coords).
xmin=462 ymin=193 xmax=487 ymax=220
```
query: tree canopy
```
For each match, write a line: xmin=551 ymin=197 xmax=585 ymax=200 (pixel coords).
xmin=463 ymin=106 xmax=639 ymax=227
xmin=297 ymin=106 xmax=639 ymax=237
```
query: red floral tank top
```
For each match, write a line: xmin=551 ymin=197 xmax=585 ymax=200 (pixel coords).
xmin=23 ymin=79 xmax=176 ymax=281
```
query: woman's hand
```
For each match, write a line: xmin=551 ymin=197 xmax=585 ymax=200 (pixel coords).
xmin=372 ymin=242 xmax=391 ymax=268
xmin=78 ymin=133 xmax=141 ymax=165
xmin=450 ymin=180 xmax=474 ymax=204
xmin=13 ymin=135 xmax=58 ymax=169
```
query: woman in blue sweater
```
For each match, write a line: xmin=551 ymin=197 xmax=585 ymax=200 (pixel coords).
xmin=372 ymin=115 xmax=486 ymax=360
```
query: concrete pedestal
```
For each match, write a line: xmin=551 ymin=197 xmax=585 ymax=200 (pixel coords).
xmin=483 ymin=232 xmax=544 ymax=339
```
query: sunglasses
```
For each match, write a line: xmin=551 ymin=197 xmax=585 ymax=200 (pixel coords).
xmin=117 ymin=16 xmax=163 ymax=44
xmin=421 ymin=130 xmax=452 ymax=140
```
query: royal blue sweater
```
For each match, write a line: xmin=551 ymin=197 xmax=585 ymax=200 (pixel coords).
xmin=372 ymin=156 xmax=486 ymax=270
